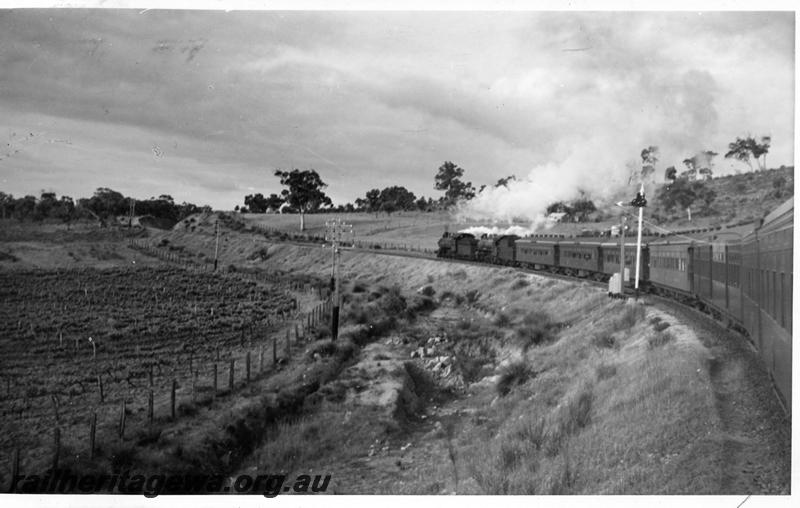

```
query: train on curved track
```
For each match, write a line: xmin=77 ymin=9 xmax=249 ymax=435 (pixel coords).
xmin=437 ymin=197 xmax=793 ymax=413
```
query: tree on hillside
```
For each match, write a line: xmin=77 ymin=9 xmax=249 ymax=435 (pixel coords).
xmin=640 ymin=146 xmax=659 ymax=182
xmin=264 ymin=193 xmax=284 ymax=212
xmin=13 ymin=195 xmax=37 ymax=221
xmin=33 ymin=192 xmax=58 ymax=221
xmin=87 ymin=187 xmax=127 ymax=219
xmin=681 ymin=150 xmax=717 ymax=180
xmin=379 ymin=186 xmax=416 ymax=214
xmin=546 ymin=201 xmax=573 ymax=221
xmin=244 ymin=193 xmax=269 ymax=213
xmin=54 ymin=196 xmax=76 ymax=226
xmin=749 ymin=136 xmax=771 ymax=171
xmin=725 ymin=135 xmax=771 ymax=172
xmin=571 ymin=197 xmax=597 ymax=222
xmin=495 ymin=175 xmax=517 ymax=188
xmin=664 ymin=166 xmax=677 ymax=182
xmin=364 ymin=189 xmax=381 ymax=213
xmin=0 ymin=191 xmax=13 ymax=219
xmin=434 ymin=161 xmax=476 ymax=208
xmin=658 ymin=178 xmax=716 ymax=216
xmin=274 ymin=168 xmax=332 ymax=231
xmin=415 ymin=196 xmax=429 ymax=211
xmin=658 ymin=178 xmax=697 ymax=211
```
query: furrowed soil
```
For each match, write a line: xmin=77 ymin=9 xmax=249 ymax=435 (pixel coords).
xmin=0 ymin=218 xmax=790 ymax=494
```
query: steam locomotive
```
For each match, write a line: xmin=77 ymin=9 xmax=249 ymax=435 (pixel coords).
xmin=437 ymin=198 xmax=793 ymax=413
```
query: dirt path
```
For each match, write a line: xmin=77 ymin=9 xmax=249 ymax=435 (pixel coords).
xmin=654 ymin=298 xmax=791 ymax=494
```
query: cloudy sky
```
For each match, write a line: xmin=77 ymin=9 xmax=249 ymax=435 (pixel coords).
xmin=0 ymin=6 xmax=794 ymax=213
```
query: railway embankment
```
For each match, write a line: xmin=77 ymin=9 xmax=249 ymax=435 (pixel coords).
xmin=3 ymin=219 xmax=788 ymax=494
xmin=153 ymin=222 xmax=773 ymax=493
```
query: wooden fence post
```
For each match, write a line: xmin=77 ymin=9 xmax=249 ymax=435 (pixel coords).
xmin=273 ymin=337 xmax=277 ymax=366
xmin=97 ymin=375 xmax=104 ymax=403
xmin=213 ymin=363 xmax=218 ymax=396
xmin=294 ymin=323 xmax=299 ymax=343
xmin=246 ymin=352 xmax=251 ymax=382
xmin=10 ymin=448 xmax=20 ymax=492
xmin=89 ymin=413 xmax=97 ymax=460
xmin=119 ymin=400 xmax=127 ymax=439
xmin=148 ymin=391 xmax=154 ymax=425
xmin=285 ymin=329 xmax=290 ymax=357
xmin=228 ymin=359 xmax=234 ymax=391
xmin=170 ymin=379 xmax=177 ymax=420
xmin=259 ymin=348 xmax=264 ymax=372
xmin=52 ymin=427 xmax=61 ymax=470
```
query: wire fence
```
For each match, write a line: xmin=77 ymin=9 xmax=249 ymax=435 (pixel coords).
xmin=1 ymin=248 xmax=335 ymax=491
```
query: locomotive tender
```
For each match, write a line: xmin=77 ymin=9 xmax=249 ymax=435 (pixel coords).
xmin=436 ymin=197 xmax=793 ymax=412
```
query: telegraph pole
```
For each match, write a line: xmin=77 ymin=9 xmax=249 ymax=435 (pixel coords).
xmin=619 ymin=214 xmax=626 ymax=294
xmin=128 ymin=198 xmax=135 ymax=230
xmin=214 ymin=219 xmax=220 ymax=271
xmin=325 ymin=219 xmax=352 ymax=341
xmin=631 ymin=183 xmax=648 ymax=297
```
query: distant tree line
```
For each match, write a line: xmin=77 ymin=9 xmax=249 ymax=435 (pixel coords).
xmin=0 ymin=187 xmax=208 ymax=224
xmin=237 ymin=133 xmax=776 ymax=229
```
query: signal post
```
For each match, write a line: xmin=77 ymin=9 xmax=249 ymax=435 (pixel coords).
xmin=325 ymin=219 xmax=353 ymax=341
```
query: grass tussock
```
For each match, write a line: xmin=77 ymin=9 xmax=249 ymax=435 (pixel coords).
xmin=647 ymin=330 xmax=675 ymax=349
xmin=616 ymin=303 xmax=646 ymax=330
xmin=496 ymin=361 xmax=534 ymax=397
xmin=493 ymin=311 xmax=511 ymax=328
xmin=595 ymin=363 xmax=617 ymax=381
xmin=653 ymin=321 xmax=671 ymax=332
xmin=591 ymin=334 xmax=616 ymax=350
xmin=511 ymin=278 xmax=530 ymax=290
xmin=467 ymin=378 xmax=593 ymax=494
xmin=514 ymin=311 xmax=558 ymax=350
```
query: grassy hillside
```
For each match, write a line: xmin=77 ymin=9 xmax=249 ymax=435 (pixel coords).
xmin=221 ymin=167 xmax=793 ymax=250
xmin=649 ymin=166 xmax=794 ymax=227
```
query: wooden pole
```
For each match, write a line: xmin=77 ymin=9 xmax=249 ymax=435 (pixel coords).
xmin=228 ymin=359 xmax=234 ymax=391
xmin=212 ymin=363 xmax=218 ymax=397
xmin=52 ymin=427 xmax=61 ymax=470
xmin=97 ymin=374 xmax=104 ymax=403
xmin=10 ymin=448 xmax=20 ymax=492
xmin=90 ymin=412 xmax=97 ymax=459
xmin=273 ymin=337 xmax=277 ymax=365
xmin=119 ymin=400 xmax=127 ymax=439
xmin=170 ymin=379 xmax=177 ymax=420
xmin=285 ymin=329 xmax=290 ymax=357
xmin=246 ymin=352 xmax=251 ymax=382
xmin=148 ymin=391 xmax=154 ymax=425
xmin=259 ymin=348 xmax=264 ymax=372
